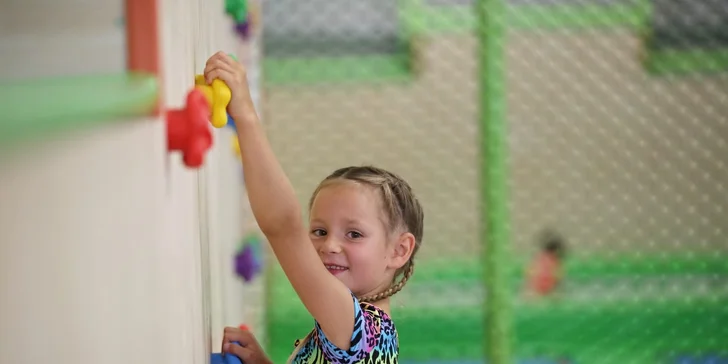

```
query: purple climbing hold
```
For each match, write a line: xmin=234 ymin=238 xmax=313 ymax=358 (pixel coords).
xmin=234 ymin=233 xmax=264 ymax=282
xmin=234 ymin=17 xmax=251 ymax=39
xmin=235 ymin=244 xmax=257 ymax=282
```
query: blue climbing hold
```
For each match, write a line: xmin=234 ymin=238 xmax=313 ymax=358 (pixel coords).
xmin=227 ymin=112 xmax=237 ymax=131
xmin=210 ymin=342 xmax=243 ymax=364
xmin=210 ymin=353 xmax=242 ymax=364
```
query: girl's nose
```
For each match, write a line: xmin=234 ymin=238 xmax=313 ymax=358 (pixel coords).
xmin=319 ymin=237 xmax=342 ymax=254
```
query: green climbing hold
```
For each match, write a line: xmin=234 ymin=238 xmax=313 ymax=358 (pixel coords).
xmin=225 ymin=0 xmax=248 ymax=23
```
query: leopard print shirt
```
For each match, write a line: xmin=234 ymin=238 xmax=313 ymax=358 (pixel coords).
xmin=289 ymin=294 xmax=398 ymax=364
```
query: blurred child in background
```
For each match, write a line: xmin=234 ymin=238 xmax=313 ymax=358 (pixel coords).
xmin=525 ymin=229 xmax=567 ymax=298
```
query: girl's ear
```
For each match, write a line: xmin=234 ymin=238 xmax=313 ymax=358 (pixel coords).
xmin=389 ymin=232 xmax=416 ymax=270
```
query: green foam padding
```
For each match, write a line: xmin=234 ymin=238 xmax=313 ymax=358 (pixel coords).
xmin=266 ymin=254 xmax=728 ymax=363
xmin=268 ymin=295 xmax=728 ymax=362
xmin=409 ymin=254 xmax=728 ymax=284
xmin=0 ymin=72 xmax=159 ymax=148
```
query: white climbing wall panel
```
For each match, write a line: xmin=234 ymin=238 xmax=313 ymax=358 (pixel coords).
xmin=0 ymin=0 xmax=266 ymax=361
xmin=0 ymin=1 xmax=209 ymax=364
xmin=0 ymin=120 xmax=173 ymax=364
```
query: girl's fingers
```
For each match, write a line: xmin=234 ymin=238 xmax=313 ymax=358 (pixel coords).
xmin=205 ymin=53 xmax=237 ymax=73
xmin=224 ymin=342 xmax=253 ymax=362
xmin=221 ymin=327 xmax=243 ymax=352
xmin=204 ymin=68 xmax=236 ymax=86
xmin=222 ymin=327 xmax=255 ymax=347
xmin=204 ymin=56 xmax=232 ymax=73
xmin=215 ymin=51 xmax=237 ymax=67
xmin=204 ymin=56 xmax=235 ymax=81
xmin=206 ymin=51 xmax=228 ymax=66
xmin=204 ymin=52 xmax=246 ymax=88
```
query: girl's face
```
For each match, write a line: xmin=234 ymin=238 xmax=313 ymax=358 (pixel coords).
xmin=309 ymin=182 xmax=403 ymax=299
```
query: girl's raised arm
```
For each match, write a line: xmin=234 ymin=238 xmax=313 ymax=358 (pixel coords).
xmin=204 ymin=52 xmax=357 ymax=350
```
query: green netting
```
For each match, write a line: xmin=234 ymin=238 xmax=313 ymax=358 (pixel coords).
xmin=260 ymin=0 xmax=728 ymax=362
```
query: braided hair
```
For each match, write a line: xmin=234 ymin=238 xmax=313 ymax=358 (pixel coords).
xmin=309 ymin=166 xmax=424 ymax=302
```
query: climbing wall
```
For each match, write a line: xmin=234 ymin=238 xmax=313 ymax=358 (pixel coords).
xmin=0 ymin=1 xmax=211 ymax=364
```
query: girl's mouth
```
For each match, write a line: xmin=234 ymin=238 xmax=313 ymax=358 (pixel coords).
xmin=325 ymin=264 xmax=348 ymax=275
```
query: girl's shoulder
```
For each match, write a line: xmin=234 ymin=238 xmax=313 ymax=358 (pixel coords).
xmin=290 ymin=297 xmax=399 ymax=364
xmin=358 ymin=301 xmax=398 ymax=341
xmin=359 ymin=302 xmax=397 ymax=335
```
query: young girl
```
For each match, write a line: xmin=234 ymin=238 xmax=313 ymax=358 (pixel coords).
xmin=203 ymin=52 xmax=424 ymax=363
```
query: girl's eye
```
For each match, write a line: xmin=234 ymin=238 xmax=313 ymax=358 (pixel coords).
xmin=347 ymin=231 xmax=363 ymax=239
xmin=311 ymin=229 xmax=327 ymax=237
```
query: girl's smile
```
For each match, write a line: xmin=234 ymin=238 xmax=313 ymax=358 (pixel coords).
xmin=324 ymin=263 xmax=348 ymax=275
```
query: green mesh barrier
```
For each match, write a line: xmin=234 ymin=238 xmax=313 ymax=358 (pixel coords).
xmin=261 ymin=0 xmax=728 ymax=362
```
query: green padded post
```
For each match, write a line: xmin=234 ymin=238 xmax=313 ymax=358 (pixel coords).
xmin=477 ymin=0 xmax=512 ymax=362
xmin=0 ymin=72 xmax=158 ymax=149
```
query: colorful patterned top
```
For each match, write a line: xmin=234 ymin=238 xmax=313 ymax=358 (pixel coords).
xmin=288 ymin=294 xmax=399 ymax=363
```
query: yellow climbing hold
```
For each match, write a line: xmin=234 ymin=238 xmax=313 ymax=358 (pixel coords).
xmin=194 ymin=74 xmax=231 ymax=128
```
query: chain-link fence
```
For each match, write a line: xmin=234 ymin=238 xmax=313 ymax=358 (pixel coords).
xmin=259 ymin=0 xmax=728 ymax=363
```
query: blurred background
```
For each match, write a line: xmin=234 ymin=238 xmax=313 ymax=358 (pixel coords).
xmin=262 ymin=0 xmax=728 ymax=363
xmin=1 ymin=0 xmax=727 ymax=363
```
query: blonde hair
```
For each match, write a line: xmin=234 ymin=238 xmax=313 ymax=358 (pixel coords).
xmin=308 ymin=166 xmax=424 ymax=303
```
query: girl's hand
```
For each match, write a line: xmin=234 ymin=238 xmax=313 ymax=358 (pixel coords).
xmin=221 ymin=326 xmax=272 ymax=364
xmin=203 ymin=51 xmax=258 ymax=125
